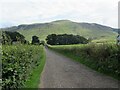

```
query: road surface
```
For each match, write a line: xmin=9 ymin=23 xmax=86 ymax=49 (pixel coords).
xmin=39 ymin=48 xmax=119 ymax=88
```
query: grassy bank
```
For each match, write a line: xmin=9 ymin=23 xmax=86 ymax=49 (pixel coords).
xmin=2 ymin=45 xmax=46 ymax=89
xmin=49 ymin=43 xmax=120 ymax=80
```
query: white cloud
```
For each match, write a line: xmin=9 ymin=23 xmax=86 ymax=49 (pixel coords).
xmin=0 ymin=0 xmax=119 ymax=28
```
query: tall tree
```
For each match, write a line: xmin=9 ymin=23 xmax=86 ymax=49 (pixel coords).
xmin=32 ymin=36 xmax=40 ymax=45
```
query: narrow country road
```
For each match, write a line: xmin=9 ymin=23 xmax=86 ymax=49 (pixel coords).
xmin=39 ymin=48 xmax=119 ymax=88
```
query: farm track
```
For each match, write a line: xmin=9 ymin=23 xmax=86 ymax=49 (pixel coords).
xmin=39 ymin=47 xmax=119 ymax=88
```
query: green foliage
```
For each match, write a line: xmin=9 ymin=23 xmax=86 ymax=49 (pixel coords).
xmin=2 ymin=31 xmax=12 ymax=45
xmin=2 ymin=45 xmax=44 ymax=89
xmin=49 ymin=44 xmax=120 ymax=80
xmin=32 ymin=36 xmax=40 ymax=45
xmin=46 ymin=34 xmax=88 ymax=45
xmin=25 ymin=47 xmax=46 ymax=88
xmin=2 ymin=31 xmax=28 ymax=45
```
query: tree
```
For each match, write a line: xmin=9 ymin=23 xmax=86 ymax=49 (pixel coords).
xmin=32 ymin=36 xmax=40 ymax=45
xmin=2 ymin=31 xmax=12 ymax=45
xmin=46 ymin=34 xmax=57 ymax=45
xmin=46 ymin=34 xmax=89 ymax=45
xmin=2 ymin=31 xmax=27 ymax=45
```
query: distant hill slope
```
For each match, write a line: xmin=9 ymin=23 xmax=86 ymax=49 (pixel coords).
xmin=1 ymin=20 xmax=118 ymax=42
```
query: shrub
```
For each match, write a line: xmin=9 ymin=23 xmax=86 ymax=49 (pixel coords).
xmin=2 ymin=45 xmax=44 ymax=89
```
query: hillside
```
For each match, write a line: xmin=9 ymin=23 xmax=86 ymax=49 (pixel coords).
xmin=1 ymin=20 xmax=118 ymax=42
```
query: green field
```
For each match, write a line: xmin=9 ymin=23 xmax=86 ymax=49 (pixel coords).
xmin=49 ymin=43 xmax=120 ymax=80
xmin=2 ymin=45 xmax=46 ymax=88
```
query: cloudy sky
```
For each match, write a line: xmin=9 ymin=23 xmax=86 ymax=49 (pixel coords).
xmin=0 ymin=0 xmax=119 ymax=28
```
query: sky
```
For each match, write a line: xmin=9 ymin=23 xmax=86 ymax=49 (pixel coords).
xmin=0 ymin=0 xmax=119 ymax=28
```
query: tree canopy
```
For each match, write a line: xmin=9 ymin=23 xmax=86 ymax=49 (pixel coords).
xmin=32 ymin=36 xmax=40 ymax=45
xmin=46 ymin=34 xmax=89 ymax=45
xmin=2 ymin=31 xmax=28 ymax=45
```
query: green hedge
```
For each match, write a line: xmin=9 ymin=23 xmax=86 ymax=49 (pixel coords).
xmin=2 ymin=45 xmax=44 ymax=89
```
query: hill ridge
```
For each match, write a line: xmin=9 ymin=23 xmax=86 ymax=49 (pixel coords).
xmin=1 ymin=20 xmax=118 ymax=42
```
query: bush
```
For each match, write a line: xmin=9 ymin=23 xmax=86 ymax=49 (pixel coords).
xmin=2 ymin=45 xmax=44 ymax=89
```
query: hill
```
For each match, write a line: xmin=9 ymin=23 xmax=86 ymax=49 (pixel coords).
xmin=1 ymin=20 xmax=118 ymax=42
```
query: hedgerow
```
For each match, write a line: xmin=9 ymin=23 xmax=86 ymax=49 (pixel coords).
xmin=2 ymin=45 xmax=44 ymax=89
